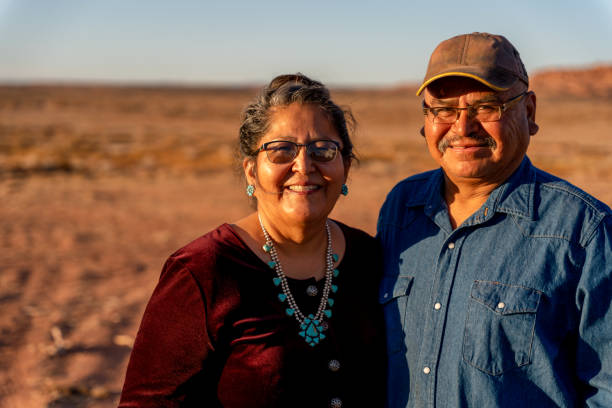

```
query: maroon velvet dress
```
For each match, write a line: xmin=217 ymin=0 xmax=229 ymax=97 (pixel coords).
xmin=119 ymin=222 xmax=385 ymax=407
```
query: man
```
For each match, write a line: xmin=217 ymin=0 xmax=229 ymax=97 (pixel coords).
xmin=377 ymin=32 xmax=611 ymax=407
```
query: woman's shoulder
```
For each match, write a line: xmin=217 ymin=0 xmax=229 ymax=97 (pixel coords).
xmin=172 ymin=223 xmax=242 ymax=254
xmin=333 ymin=219 xmax=382 ymax=263
xmin=165 ymin=223 xmax=253 ymax=278
xmin=333 ymin=220 xmax=381 ymax=260
xmin=333 ymin=219 xmax=377 ymax=246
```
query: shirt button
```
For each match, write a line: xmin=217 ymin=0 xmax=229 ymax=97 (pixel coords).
xmin=497 ymin=302 xmax=505 ymax=309
xmin=434 ymin=302 xmax=441 ymax=310
xmin=423 ymin=366 xmax=431 ymax=374
xmin=328 ymin=359 xmax=341 ymax=372
xmin=306 ymin=285 xmax=318 ymax=296
xmin=448 ymin=242 xmax=455 ymax=249
xmin=383 ymin=293 xmax=389 ymax=299
xmin=330 ymin=397 xmax=343 ymax=408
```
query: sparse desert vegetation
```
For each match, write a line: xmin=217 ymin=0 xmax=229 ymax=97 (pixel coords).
xmin=1 ymin=65 xmax=611 ymax=407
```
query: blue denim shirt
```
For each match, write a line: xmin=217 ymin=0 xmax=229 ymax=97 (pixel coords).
xmin=377 ymin=157 xmax=612 ymax=407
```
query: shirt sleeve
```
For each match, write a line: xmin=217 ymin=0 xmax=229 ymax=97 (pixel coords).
xmin=119 ymin=255 xmax=213 ymax=407
xmin=577 ymin=215 xmax=612 ymax=406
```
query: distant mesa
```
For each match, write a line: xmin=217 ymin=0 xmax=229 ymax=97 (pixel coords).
xmin=530 ymin=64 xmax=612 ymax=99
xmin=393 ymin=63 xmax=612 ymax=99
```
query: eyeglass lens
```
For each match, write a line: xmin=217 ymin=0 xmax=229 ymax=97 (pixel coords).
xmin=264 ymin=141 xmax=338 ymax=163
xmin=426 ymin=92 xmax=526 ymax=124
xmin=427 ymin=105 xmax=502 ymax=124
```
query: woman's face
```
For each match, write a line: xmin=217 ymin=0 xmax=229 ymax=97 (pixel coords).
xmin=244 ymin=102 xmax=349 ymax=229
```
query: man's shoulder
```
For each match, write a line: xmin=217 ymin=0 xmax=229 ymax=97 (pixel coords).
xmin=378 ymin=169 xmax=440 ymax=229
xmin=386 ymin=169 xmax=440 ymax=201
xmin=533 ymin=167 xmax=611 ymax=216
xmin=524 ymin=166 xmax=611 ymax=247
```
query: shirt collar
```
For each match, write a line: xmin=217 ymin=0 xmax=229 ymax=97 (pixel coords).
xmin=490 ymin=156 xmax=536 ymax=220
xmin=404 ymin=157 xmax=536 ymax=222
xmin=403 ymin=169 xmax=444 ymax=209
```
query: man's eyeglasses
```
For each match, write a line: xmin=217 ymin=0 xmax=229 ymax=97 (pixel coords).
xmin=256 ymin=140 xmax=341 ymax=164
xmin=423 ymin=92 xmax=528 ymax=124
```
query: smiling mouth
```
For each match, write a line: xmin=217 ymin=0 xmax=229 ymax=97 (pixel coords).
xmin=287 ymin=185 xmax=321 ymax=192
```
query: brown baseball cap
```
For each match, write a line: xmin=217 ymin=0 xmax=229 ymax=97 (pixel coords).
xmin=416 ymin=32 xmax=529 ymax=96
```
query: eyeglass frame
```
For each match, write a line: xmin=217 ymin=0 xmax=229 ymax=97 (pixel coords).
xmin=255 ymin=139 xmax=342 ymax=164
xmin=422 ymin=91 xmax=528 ymax=124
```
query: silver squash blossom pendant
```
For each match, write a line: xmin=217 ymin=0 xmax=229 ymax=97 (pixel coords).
xmin=300 ymin=314 xmax=326 ymax=346
xmin=258 ymin=214 xmax=338 ymax=347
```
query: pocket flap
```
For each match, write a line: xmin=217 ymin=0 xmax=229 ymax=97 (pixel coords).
xmin=470 ymin=281 xmax=542 ymax=315
xmin=379 ymin=275 xmax=414 ymax=304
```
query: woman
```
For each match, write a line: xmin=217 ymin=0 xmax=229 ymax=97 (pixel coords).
xmin=119 ymin=74 xmax=385 ymax=407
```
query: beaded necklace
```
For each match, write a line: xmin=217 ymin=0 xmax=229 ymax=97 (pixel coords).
xmin=258 ymin=214 xmax=338 ymax=347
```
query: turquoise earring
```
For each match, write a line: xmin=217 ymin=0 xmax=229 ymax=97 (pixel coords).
xmin=341 ymin=184 xmax=348 ymax=196
xmin=246 ymin=185 xmax=255 ymax=197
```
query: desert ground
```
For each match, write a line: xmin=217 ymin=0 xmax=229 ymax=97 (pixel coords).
xmin=1 ymin=66 xmax=611 ymax=407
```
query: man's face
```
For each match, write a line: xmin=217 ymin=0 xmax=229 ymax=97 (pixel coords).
xmin=422 ymin=77 xmax=538 ymax=186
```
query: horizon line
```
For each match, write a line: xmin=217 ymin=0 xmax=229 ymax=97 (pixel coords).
xmin=1 ymin=61 xmax=610 ymax=90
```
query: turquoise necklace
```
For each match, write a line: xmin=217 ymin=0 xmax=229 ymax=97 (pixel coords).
xmin=258 ymin=215 xmax=338 ymax=347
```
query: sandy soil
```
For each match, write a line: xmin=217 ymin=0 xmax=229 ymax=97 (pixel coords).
xmin=1 ymin=66 xmax=611 ymax=407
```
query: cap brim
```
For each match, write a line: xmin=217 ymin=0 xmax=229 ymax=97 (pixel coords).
xmin=415 ymin=72 xmax=510 ymax=96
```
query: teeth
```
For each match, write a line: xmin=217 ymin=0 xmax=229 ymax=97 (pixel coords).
xmin=288 ymin=185 xmax=319 ymax=192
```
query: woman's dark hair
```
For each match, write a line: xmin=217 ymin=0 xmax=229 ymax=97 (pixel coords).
xmin=238 ymin=73 xmax=356 ymax=163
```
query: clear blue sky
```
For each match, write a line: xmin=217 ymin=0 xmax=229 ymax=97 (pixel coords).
xmin=1 ymin=0 xmax=611 ymax=86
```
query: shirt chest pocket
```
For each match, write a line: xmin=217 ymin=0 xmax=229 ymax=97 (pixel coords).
xmin=379 ymin=275 xmax=413 ymax=354
xmin=463 ymin=280 xmax=542 ymax=376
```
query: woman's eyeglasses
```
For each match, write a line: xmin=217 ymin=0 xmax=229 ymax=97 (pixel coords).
xmin=256 ymin=140 xmax=341 ymax=164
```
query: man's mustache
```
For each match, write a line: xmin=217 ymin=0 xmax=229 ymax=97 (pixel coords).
xmin=438 ymin=134 xmax=497 ymax=154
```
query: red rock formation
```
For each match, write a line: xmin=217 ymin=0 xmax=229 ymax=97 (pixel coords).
xmin=530 ymin=64 xmax=612 ymax=99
